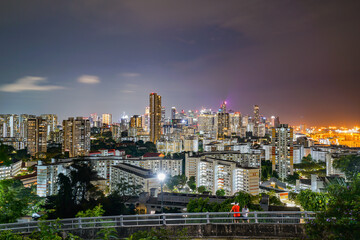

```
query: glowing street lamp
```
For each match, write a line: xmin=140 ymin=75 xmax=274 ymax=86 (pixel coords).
xmin=157 ymin=173 xmax=166 ymax=213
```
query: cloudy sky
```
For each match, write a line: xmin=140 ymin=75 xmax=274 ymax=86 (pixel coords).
xmin=0 ymin=0 xmax=359 ymax=126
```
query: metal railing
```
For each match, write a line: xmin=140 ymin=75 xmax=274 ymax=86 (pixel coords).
xmin=0 ymin=211 xmax=315 ymax=234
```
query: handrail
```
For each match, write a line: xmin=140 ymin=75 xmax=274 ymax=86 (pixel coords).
xmin=0 ymin=211 xmax=316 ymax=234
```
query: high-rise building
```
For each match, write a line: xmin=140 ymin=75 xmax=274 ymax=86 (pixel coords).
xmin=142 ymin=107 xmax=150 ymax=133
xmin=102 ymin=113 xmax=112 ymax=126
xmin=89 ymin=113 xmax=100 ymax=127
xmin=0 ymin=114 xmax=21 ymax=138
xmin=253 ymin=105 xmax=260 ymax=126
xmin=62 ymin=117 xmax=90 ymax=157
xmin=198 ymin=113 xmax=216 ymax=136
xmin=130 ymin=115 xmax=142 ymax=129
xmin=161 ymin=106 xmax=166 ymax=123
xmin=149 ymin=93 xmax=162 ymax=143
xmin=197 ymin=158 xmax=259 ymax=196
xmin=40 ymin=114 xmax=58 ymax=140
xmin=229 ymin=112 xmax=241 ymax=135
xmin=129 ymin=115 xmax=143 ymax=137
xmin=217 ymin=101 xmax=230 ymax=139
xmin=171 ymin=107 xmax=176 ymax=120
xmin=27 ymin=117 xmax=48 ymax=156
xmin=271 ymin=124 xmax=293 ymax=179
xmin=271 ymin=116 xmax=280 ymax=128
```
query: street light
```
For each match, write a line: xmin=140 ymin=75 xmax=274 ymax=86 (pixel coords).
xmin=157 ymin=173 xmax=166 ymax=213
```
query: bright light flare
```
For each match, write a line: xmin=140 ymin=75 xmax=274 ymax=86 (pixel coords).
xmin=157 ymin=173 xmax=166 ymax=182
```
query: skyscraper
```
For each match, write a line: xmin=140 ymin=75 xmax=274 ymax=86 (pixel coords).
xmin=149 ymin=93 xmax=161 ymax=143
xmin=129 ymin=115 xmax=143 ymax=137
xmin=27 ymin=117 xmax=47 ymax=157
xmin=142 ymin=106 xmax=150 ymax=133
xmin=40 ymin=114 xmax=58 ymax=140
xmin=62 ymin=117 xmax=90 ymax=157
xmin=229 ymin=112 xmax=241 ymax=135
xmin=130 ymin=115 xmax=142 ymax=129
xmin=102 ymin=113 xmax=112 ymax=126
xmin=89 ymin=113 xmax=100 ymax=127
xmin=253 ymin=105 xmax=260 ymax=126
xmin=217 ymin=101 xmax=230 ymax=139
xmin=271 ymin=124 xmax=293 ymax=179
xmin=271 ymin=116 xmax=280 ymax=128
xmin=171 ymin=107 xmax=176 ymax=120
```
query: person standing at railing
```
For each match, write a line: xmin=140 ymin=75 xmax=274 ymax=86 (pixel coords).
xmin=241 ymin=205 xmax=249 ymax=223
xmin=230 ymin=202 xmax=241 ymax=223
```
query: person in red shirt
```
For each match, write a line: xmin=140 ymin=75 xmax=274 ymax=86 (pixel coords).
xmin=230 ymin=202 xmax=241 ymax=223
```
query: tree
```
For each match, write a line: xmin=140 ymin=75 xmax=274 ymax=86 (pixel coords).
xmin=187 ymin=197 xmax=211 ymax=212
xmin=166 ymin=175 xmax=187 ymax=191
xmin=0 ymin=179 xmax=42 ymax=223
xmin=333 ymin=155 xmax=360 ymax=180
xmin=305 ymin=177 xmax=360 ymax=239
xmin=284 ymin=172 xmax=300 ymax=185
xmin=197 ymin=186 xmax=206 ymax=194
xmin=261 ymin=160 xmax=280 ymax=181
xmin=187 ymin=176 xmax=197 ymax=191
xmin=96 ymin=228 xmax=118 ymax=240
xmin=44 ymin=162 xmax=103 ymax=219
xmin=69 ymin=162 xmax=103 ymax=204
xmin=144 ymin=141 xmax=157 ymax=153
xmin=98 ymin=192 xmax=131 ymax=216
xmin=76 ymin=204 xmax=105 ymax=218
xmin=0 ymin=143 xmax=12 ymax=166
xmin=216 ymin=189 xmax=226 ymax=196
xmin=233 ymin=191 xmax=252 ymax=208
xmin=0 ymin=230 xmax=23 ymax=240
xmin=296 ymin=189 xmax=329 ymax=211
xmin=261 ymin=160 xmax=272 ymax=181
xmin=111 ymin=178 xmax=142 ymax=202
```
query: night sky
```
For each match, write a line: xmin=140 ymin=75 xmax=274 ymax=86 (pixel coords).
xmin=0 ymin=0 xmax=359 ymax=126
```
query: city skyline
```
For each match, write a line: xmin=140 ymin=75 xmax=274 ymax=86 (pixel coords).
xmin=0 ymin=1 xmax=359 ymax=127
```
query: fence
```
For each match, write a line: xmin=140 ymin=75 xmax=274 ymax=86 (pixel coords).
xmin=0 ymin=211 xmax=315 ymax=234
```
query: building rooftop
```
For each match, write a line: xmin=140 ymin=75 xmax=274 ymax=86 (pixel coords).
xmin=112 ymin=163 xmax=156 ymax=179
xmin=143 ymin=152 xmax=165 ymax=158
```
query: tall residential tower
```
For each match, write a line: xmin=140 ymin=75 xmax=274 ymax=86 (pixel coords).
xmin=217 ymin=101 xmax=230 ymax=139
xmin=62 ymin=117 xmax=90 ymax=157
xmin=149 ymin=93 xmax=162 ymax=143
xmin=271 ymin=124 xmax=294 ymax=179
xmin=27 ymin=117 xmax=47 ymax=157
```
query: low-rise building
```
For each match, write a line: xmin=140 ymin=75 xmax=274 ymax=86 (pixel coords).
xmin=0 ymin=159 xmax=22 ymax=180
xmin=110 ymin=163 xmax=159 ymax=193
xmin=326 ymin=153 xmax=349 ymax=178
xmin=156 ymin=139 xmax=182 ymax=155
xmin=296 ymin=174 xmax=345 ymax=193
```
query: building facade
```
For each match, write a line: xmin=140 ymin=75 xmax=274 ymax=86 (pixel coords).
xmin=271 ymin=124 xmax=294 ymax=179
xmin=149 ymin=93 xmax=162 ymax=143
xmin=62 ymin=117 xmax=91 ymax=157
xmin=27 ymin=117 xmax=48 ymax=156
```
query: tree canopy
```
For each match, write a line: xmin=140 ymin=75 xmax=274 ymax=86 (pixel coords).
xmin=333 ymin=155 xmax=360 ymax=180
xmin=0 ymin=179 xmax=42 ymax=223
xmin=305 ymin=177 xmax=360 ymax=239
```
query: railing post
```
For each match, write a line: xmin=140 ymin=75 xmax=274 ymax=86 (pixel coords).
xmin=162 ymin=214 xmax=166 ymax=225
xmin=206 ymin=212 xmax=210 ymax=224
xmin=78 ymin=218 xmax=82 ymax=229
xmin=254 ymin=212 xmax=258 ymax=223
xmin=120 ymin=215 xmax=124 ymax=227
